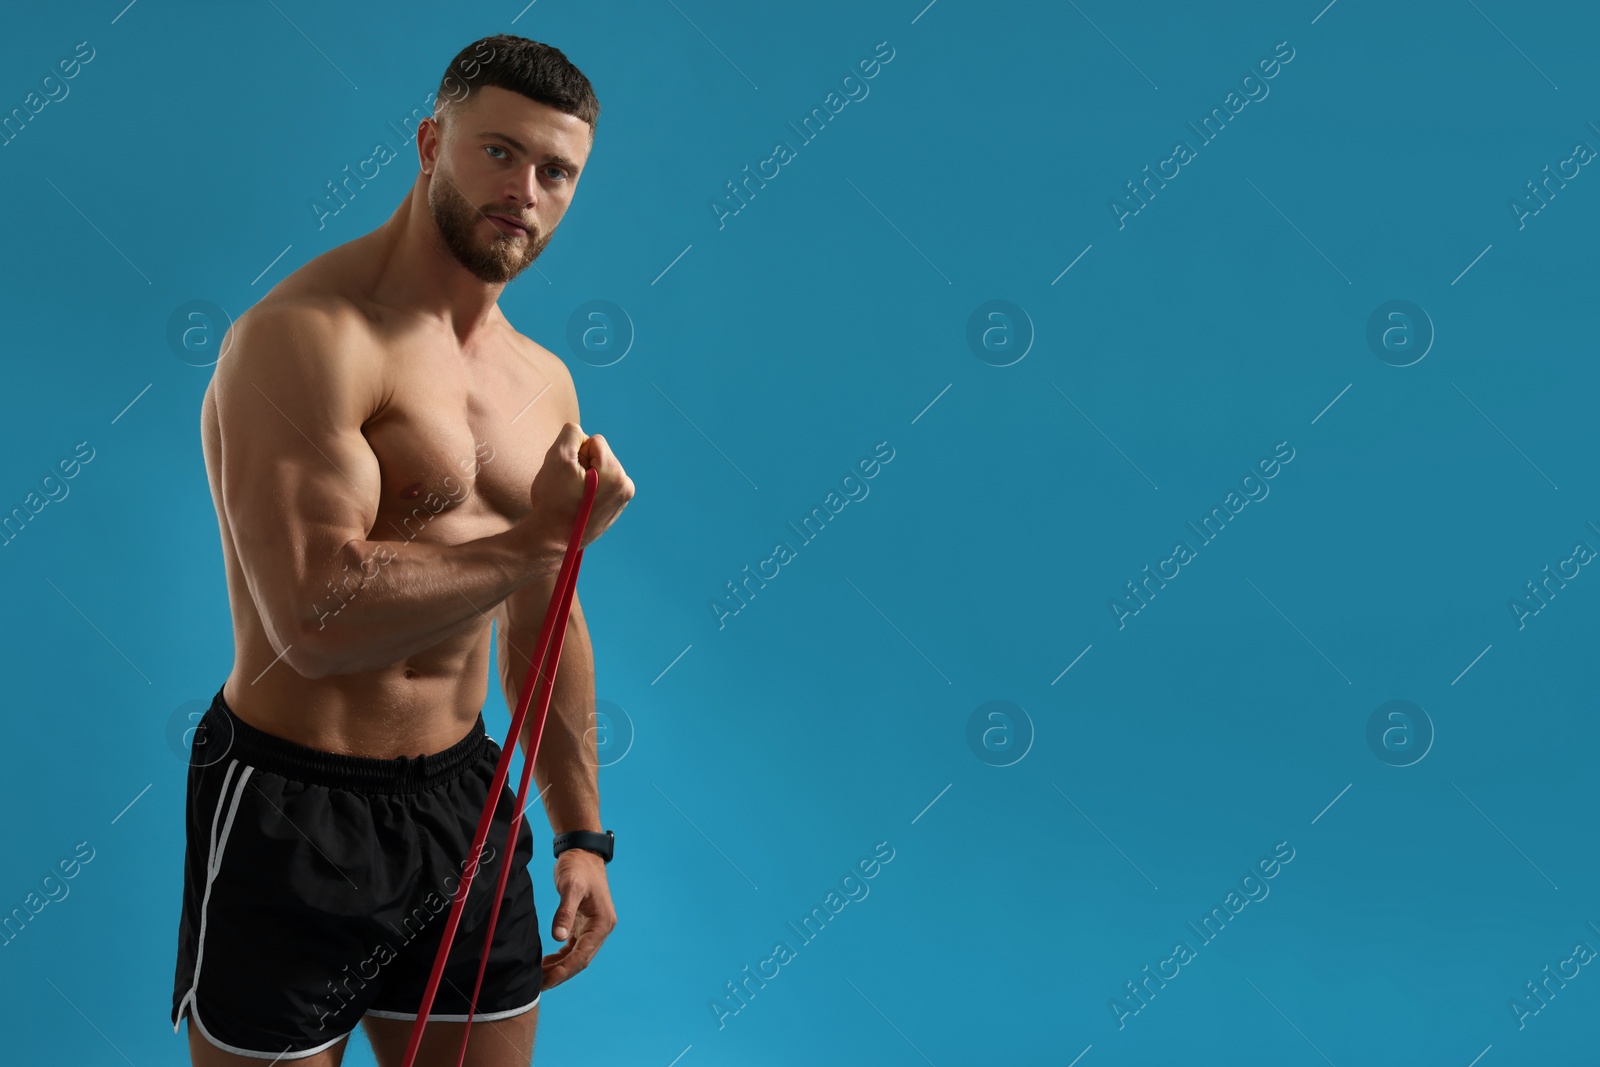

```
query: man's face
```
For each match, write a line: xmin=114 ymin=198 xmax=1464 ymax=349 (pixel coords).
xmin=425 ymin=87 xmax=592 ymax=284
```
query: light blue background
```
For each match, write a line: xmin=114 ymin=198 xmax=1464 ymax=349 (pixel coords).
xmin=2 ymin=1 xmax=1598 ymax=1064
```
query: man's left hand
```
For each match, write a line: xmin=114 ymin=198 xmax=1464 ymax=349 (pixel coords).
xmin=541 ymin=848 xmax=616 ymax=989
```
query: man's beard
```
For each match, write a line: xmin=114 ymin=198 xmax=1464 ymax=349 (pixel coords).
xmin=428 ymin=167 xmax=552 ymax=284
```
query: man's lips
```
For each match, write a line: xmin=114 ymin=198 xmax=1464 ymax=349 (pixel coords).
xmin=487 ymin=214 xmax=529 ymax=236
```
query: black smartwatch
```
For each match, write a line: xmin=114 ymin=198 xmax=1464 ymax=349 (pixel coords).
xmin=552 ymin=829 xmax=614 ymax=864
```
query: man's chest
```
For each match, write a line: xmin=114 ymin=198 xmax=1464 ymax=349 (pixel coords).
xmin=360 ymin=341 xmax=565 ymax=541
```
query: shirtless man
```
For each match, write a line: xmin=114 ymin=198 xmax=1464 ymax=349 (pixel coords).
xmin=169 ymin=35 xmax=634 ymax=1065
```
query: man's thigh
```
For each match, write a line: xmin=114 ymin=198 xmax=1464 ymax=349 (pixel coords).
xmin=361 ymin=1005 xmax=539 ymax=1067
xmin=186 ymin=1022 xmax=349 ymax=1066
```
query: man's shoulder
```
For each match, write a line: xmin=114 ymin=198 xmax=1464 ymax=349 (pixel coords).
xmin=225 ymin=290 xmax=375 ymax=365
xmin=241 ymin=282 xmax=372 ymax=333
xmin=500 ymin=320 xmax=580 ymax=421
xmin=236 ymin=239 xmax=379 ymax=342
xmin=213 ymin=293 xmax=382 ymax=423
xmin=501 ymin=320 xmax=564 ymax=370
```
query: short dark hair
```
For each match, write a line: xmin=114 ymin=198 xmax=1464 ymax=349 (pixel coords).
xmin=434 ymin=35 xmax=600 ymax=138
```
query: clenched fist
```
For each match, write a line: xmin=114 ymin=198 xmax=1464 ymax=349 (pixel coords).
xmin=527 ymin=422 xmax=635 ymax=550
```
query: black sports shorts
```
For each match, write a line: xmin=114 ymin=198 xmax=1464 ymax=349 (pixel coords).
xmin=170 ymin=686 xmax=542 ymax=1060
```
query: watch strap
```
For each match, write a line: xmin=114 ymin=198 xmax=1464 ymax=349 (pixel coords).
xmin=553 ymin=828 xmax=614 ymax=864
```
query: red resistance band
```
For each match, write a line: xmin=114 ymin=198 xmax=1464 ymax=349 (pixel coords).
xmin=400 ymin=466 xmax=599 ymax=1067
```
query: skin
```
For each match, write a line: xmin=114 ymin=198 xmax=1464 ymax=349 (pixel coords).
xmin=187 ymin=85 xmax=634 ymax=1066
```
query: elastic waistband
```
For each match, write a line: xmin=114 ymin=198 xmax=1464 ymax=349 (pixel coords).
xmin=202 ymin=686 xmax=491 ymax=794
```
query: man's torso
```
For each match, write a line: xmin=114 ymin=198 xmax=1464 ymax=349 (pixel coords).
xmin=200 ymin=234 xmax=569 ymax=757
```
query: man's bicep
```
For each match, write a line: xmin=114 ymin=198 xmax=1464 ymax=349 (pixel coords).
xmin=493 ymin=598 xmax=537 ymax=710
xmin=496 ymin=588 xmax=585 ymax=721
xmin=215 ymin=304 xmax=383 ymax=670
xmin=499 ymin=584 xmax=585 ymax=666
xmin=499 ymin=581 xmax=570 ymax=649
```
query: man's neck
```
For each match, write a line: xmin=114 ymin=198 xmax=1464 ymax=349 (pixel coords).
xmin=367 ymin=184 xmax=506 ymax=348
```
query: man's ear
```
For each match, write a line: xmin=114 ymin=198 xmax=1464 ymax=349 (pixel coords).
xmin=417 ymin=116 xmax=441 ymax=174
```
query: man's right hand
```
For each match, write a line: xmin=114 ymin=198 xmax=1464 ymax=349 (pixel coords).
xmin=524 ymin=422 xmax=635 ymax=552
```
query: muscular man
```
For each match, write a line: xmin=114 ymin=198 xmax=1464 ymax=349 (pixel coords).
xmin=170 ymin=35 xmax=634 ymax=1066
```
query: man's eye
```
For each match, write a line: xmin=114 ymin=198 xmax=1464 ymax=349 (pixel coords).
xmin=544 ymin=166 xmax=568 ymax=182
xmin=485 ymin=145 xmax=508 ymax=160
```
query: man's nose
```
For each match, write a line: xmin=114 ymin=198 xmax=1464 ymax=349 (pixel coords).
xmin=507 ymin=169 xmax=540 ymax=212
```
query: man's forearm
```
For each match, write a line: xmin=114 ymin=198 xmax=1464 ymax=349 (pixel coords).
xmin=305 ymin=525 xmax=564 ymax=677
xmin=502 ymin=597 xmax=601 ymax=835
